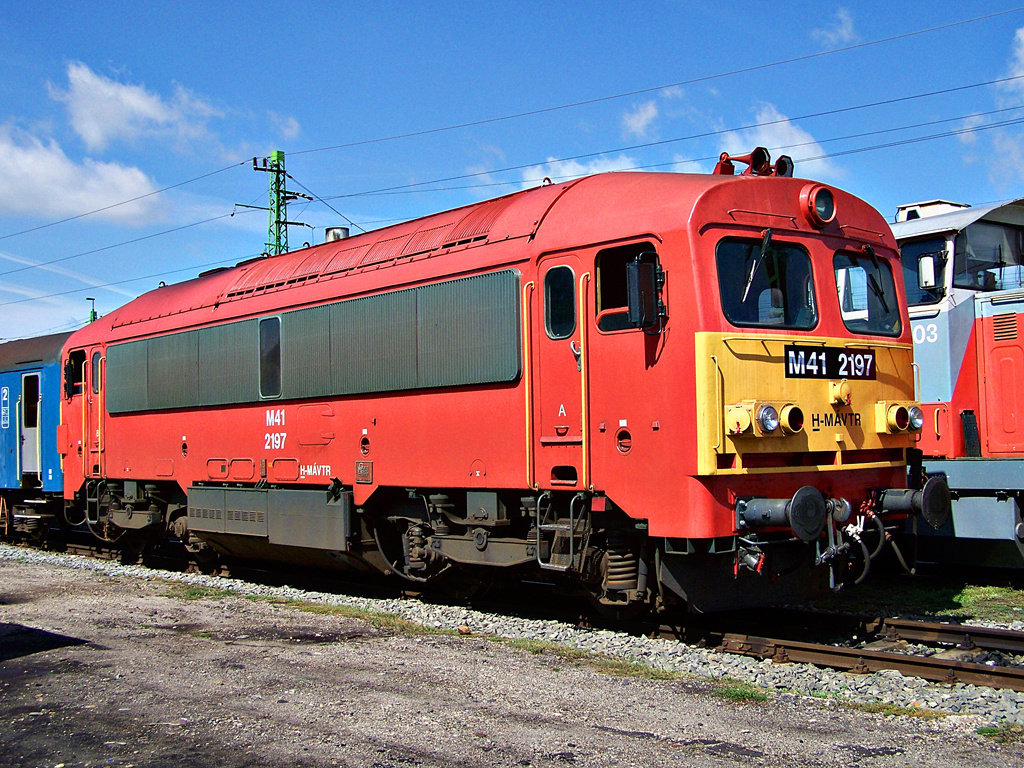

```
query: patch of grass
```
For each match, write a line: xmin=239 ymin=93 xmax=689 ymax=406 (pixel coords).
xmin=953 ymin=585 xmax=1024 ymax=623
xmin=712 ymin=680 xmax=768 ymax=704
xmin=164 ymin=584 xmax=236 ymax=601
xmin=977 ymin=723 xmax=1024 ymax=744
xmin=492 ymin=637 xmax=590 ymax=660
xmin=810 ymin=577 xmax=1024 ymax=623
xmin=589 ymin=657 xmax=680 ymax=681
xmin=276 ymin=597 xmax=455 ymax=637
xmin=488 ymin=637 xmax=680 ymax=681
xmin=844 ymin=701 xmax=943 ymax=719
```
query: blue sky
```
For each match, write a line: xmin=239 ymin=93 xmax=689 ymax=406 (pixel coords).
xmin=1 ymin=2 xmax=1023 ymax=340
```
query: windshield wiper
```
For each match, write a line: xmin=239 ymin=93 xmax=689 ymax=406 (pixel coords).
xmin=863 ymin=245 xmax=891 ymax=313
xmin=741 ymin=228 xmax=773 ymax=303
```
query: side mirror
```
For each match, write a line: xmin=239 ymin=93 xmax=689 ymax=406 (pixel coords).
xmin=63 ymin=359 xmax=74 ymax=400
xmin=626 ymin=259 xmax=659 ymax=329
xmin=918 ymin=255 xmax=937 ymax=290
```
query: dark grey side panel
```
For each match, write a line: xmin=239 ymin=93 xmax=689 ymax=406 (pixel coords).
xmin=148 ymin=330 xmax=199 ymax=409
xmin=188 ymin=485 xmax=352 ymax=551
xmin=105 ymin=340 xmax=149 ymax=413
xmin=331 ymin=288 xmax=418 ymax=394
xmin=282 ymin=305 xmax=331 ymax=400
xmin=223 ymin=488 xmax=268 ymax=537
xmin=200 ymin=319 xmax=258 ymax=405
xmin=188 ymin=486 xmax=226 ymax=534
xmin=418 ymin=271 xmax=520 ymax=388
xmin=108 ymin=269 xmax=521 ymax=414
xmin=267 ymin=488 xmax=352 ymax=550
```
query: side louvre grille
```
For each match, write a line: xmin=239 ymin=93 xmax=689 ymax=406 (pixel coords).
xmin=993 ymin=313 xmax=1018 ymax=342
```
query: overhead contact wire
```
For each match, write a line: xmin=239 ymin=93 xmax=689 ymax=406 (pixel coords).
xmin=0 ymin=161 xmax=248 ymax=242
xmin=2 ymin=8 xmax=1018 ymax=241
xmin=322 ymin=75 xmax=1024 ymax=199
xmin=290 ymin=7 xmax=1024 ymax=157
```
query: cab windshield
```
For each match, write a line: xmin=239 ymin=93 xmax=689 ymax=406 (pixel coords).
xmin=833 ymin=251 xmax=901 ymax=336
xmin=716 ymin=238 xmax=817 ymax=329
xmin=953 ymin=221 xmax=1024 ymax=291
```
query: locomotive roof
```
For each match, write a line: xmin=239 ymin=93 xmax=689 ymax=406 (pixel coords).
xmin=0 ymin=331 xmax=72 ymax=370
xmin=891 ymin=197 xmax=1024 ymax=240
xmin=65 ymin=170 xmax=887 ymax=347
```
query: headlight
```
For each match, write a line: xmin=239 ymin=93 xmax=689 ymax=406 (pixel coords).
xmin=801 ymin=184 xmax=837 ymax=228
xmin=813 ymin=188 xmax=835 ymax=222
xmin=781 ymin=404 xmax=804 ymax=434
xmin=908 ymin=406 xmax=925 ymax=431
xmin=886 ymin=404 xmax=910 ymax=432
xmin=758 ymin=404 xmax=780 ymax=433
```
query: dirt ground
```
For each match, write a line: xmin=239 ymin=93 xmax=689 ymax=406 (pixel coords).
xmin=1 ymin=558 xmax=1021 ymax=768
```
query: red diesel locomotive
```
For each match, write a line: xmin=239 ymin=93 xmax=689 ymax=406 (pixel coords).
xmin=56 ymin=150 xmax=948 ymax=611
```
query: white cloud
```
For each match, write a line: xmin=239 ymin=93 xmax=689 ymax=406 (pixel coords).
xmin=998 ymin=27 xmax=1024 ymax=104
xmin=812 ymin=8 xmax=857 ymax=48
xmin=622 ymin=101 xmax=658 ymax=138
xmin=521 ymin=155 xmax=639 ymax=187
xmin=270 ymin=111 xmax=301 ymax=140
xmin=0 ymin=248 xmax=136 ymax=299
xmin=957 ymin=114 xmax=986 ymax=145
xmin=48 ymin=62 xmax=222 ymax=152
xmin=0 ymin=249 xmax=133 ymax=340
xmin=989 ymin=130 xmax=1024 ymax=189
xmin=0 ymin=123 xmax=160 ymax=222
xmin=720 ymin=104 xmax=842 ymax=182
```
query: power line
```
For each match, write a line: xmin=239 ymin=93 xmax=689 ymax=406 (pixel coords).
xmin=284 ymin=172 xmax=367 ymax=233
xmin=320 ymin=74 xmax=1024 ymax=200
xmin=0 ymin=210 xmax=256 ymax=278
xmin=0 ymin=161 xmax=248 ymax=242
xmin=1 ymin=8 xmax=1018 ymax=243
xmin=289 ymin=7 xmax=1024 ymax=158
xmin=7 ymin=110 xmax=1023 ymax=311
xmin=0 ymin=254 xmax=255 ymax=308
xmin=801 ymin=117 xmax=1024 ymax=162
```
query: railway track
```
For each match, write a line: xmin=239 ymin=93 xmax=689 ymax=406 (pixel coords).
xmin=656 ymin=613 xmax=1024 ymax=692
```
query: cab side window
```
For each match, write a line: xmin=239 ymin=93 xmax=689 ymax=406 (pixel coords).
xmin=65 ymin=350 xmax=86 ymax=398
xmin=91 ymin=351 xmax=102 ymax=394
xmin=259 ymin=317 xmax=282 ymax=398
xmin=544 ymin=266 xmax=576 ymax=340
xmin=595 ymin=241 xmax=658 ymax=331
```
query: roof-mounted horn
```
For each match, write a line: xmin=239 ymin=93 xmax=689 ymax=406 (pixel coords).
xmin=713 ymin=147 xmax=794 ymax=177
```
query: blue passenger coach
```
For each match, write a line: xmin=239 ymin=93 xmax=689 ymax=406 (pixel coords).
xmin=0 ymin=333 xmax=71 ymax=533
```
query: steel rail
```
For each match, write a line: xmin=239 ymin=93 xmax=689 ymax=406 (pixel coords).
xmin=873 ymin=617 xmax=1024 ymax=656
xmin=713 ymin=632 xmax=1024 ymax=692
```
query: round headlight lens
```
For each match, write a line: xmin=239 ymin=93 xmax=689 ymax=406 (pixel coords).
xmin=758 ymin=404 xmax=780 ymax=433
xmin=908 ymin=406 xmax=925 ymax=431
xmin=781 ymin=404 xmax=804 ymax=434
xmin=801 ymin=184 xmax=837 ymax=227
xmin=814 ymin=188 xmax=835 ymax=222
xmin=887 ymin=404 xmax=910 ymax=432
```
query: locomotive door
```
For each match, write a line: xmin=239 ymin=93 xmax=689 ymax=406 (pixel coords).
xmin=532 ymin=255 xmax=590 ymax=489
xmin=20 ymin=373 xmax=40 ymax=481
xmin=85 ymin=348 xmax=104 ymax=477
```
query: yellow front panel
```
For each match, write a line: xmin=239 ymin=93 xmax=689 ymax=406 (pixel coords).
xmin=695 ymin=332 xmax=916 ymax=475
